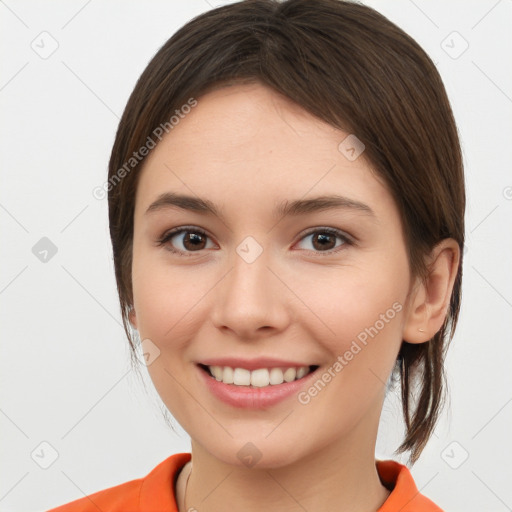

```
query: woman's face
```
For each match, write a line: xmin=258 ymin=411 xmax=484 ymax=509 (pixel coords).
xmin=131 ymin=83 xmax=414 ymax=467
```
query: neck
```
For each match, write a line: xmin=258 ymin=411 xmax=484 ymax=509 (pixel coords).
xmin=180 ymin=420 xmax=390 ymax=512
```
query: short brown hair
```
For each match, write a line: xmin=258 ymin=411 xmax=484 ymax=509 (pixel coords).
xmin=107 ymin=0 xmax=465 ymax=463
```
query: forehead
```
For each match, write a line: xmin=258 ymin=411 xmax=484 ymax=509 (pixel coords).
xmin=134 ymin=83 xmax=396 ymax=222
xmin=160 ymin=83 xmax=346 ymax=157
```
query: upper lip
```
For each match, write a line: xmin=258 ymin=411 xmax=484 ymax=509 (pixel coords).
xmin=199 ymin=357 xmax=316 ymax=371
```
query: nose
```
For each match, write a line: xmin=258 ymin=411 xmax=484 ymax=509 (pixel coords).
xmin=210 ymin=245 xmax=290 ymax=340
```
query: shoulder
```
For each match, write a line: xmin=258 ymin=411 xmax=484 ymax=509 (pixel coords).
xmin=46 ymin=452 xmax=191 ymax=512
xmin=377 ymin=460 xmax=444 ymax=512
xmin=47 ymin=478 xmax=142 ymax=512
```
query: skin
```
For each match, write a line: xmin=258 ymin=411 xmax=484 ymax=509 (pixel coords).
xmin=129 ymin=83 xmax=459 ymax=512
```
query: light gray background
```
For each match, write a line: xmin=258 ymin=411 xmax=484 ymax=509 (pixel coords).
xmin=1 ymin=1 xmax=511 ymax=511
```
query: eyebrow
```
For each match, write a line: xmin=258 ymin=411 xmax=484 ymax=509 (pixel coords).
xmin=145 ymin=192 xmax=375 ymax=220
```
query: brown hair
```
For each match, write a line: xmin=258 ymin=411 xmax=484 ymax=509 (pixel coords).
xmin=107 ymin=0 xmax=465 ymax=463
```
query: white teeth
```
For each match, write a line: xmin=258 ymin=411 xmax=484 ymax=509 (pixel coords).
xmin=251 ymin=368 xmax=269 ymax=387
xmin=269 ymin=367 xmax=285 ymax=385
xmin=206 ymin=365 xmax=312 ymax=387
xmin=283 ymin=368 xmax=297 ymax=382
xmin=210 ymin=365 xmax=223 ymax=381
xmin=233 ymin=368 xmax=251 ymax=385
xmin=296 ymin=367 xmax=308 ymax=379
xmin=222 ymin=366 xmax=234 ymax=384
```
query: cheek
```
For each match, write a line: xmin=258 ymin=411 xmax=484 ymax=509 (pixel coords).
xmin=292 ymin=273 xmax=407 ymax=432
xmin=132 ymin=242 xmax=410 ymax=356
xmin=130 ymin=243 xmax=226 ymax=374
xmin=130 ymin=251 xmax=208 ymax=423
xmin=131 ymin=259 xmax=200 ymax=347
xmin=300 ymin=259 xmax=408 ymax=351
xmin=294 ymin=260 xmax=409 ymax=418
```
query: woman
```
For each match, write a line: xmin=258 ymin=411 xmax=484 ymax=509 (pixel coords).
xmin=49 ymin=0 xmax=464 ymax=510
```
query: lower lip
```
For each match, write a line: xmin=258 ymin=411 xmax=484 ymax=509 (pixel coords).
xmin=197 ymin=365 xmax=319 ymax=409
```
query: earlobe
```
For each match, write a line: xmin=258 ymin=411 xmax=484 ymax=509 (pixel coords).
xmin=403 ymin=239 xmax=460 ymax=344
xmin=129 ymin=307 xmax=138 ymax=329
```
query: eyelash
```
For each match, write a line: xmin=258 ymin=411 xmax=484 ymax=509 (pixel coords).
xmin=156 ymin=226 xmax=353 ymax=257
xmin=157 ymin=226 xmax=354 ymax=257
xmin=157 ymin=226 xmax=211 ymax=257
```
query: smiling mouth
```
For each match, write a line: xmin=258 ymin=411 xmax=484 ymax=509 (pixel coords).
xmin=198 ymin=363 xmax=320 ymax=388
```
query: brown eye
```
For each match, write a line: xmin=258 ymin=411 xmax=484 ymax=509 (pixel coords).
xmin=296 ymin=228 xmax=350 ymax=254
xmin=180 ymin=231 xmax=207 ymax=251
xmin=158 ymin=227 xmax=215 ymax=254
xmin=311 ymin=232 xmax=337 ymax=251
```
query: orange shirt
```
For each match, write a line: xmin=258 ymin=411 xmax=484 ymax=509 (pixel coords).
xmin=47 ymin=452 xmax=443 ymax=511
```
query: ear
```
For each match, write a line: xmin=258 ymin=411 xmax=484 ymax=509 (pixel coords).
xmin=403 ymin=239 xmax=460 ymax=343
xmin=128 ymin=307 xmax=138 ymax=330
